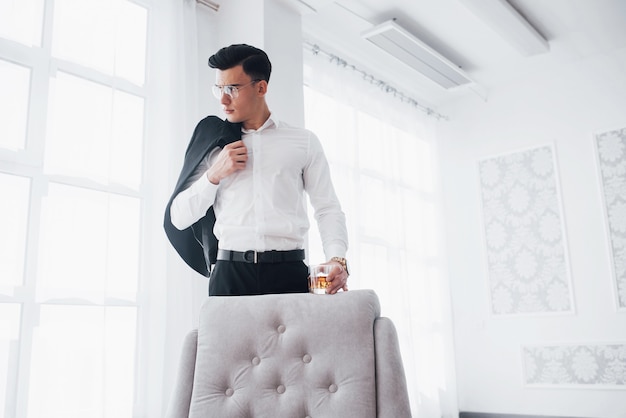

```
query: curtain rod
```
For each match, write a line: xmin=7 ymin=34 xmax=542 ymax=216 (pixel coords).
xmin=303 ymin=40 xmax=448 ymax=121
xmin=196 ymin=0 xmax=219 ymax=12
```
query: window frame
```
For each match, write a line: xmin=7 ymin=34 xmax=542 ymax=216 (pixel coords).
xmin=0 ymin=1 xmax=152 ymax=416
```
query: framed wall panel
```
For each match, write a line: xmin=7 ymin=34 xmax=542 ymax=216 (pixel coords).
xmin=595 ymin=128 xmax=626 ymax=311
xmin=522 ymin=343 xmax=626 ymax=389
xmin=478 ymin=145 xmax=573 ymax=315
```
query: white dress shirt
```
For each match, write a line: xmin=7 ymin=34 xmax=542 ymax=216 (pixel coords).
xmin=170 ymin=115 xmax=348 ymax=259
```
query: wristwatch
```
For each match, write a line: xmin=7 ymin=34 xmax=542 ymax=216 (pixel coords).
xmin=331 ymin=257 xmax=350 ymax=276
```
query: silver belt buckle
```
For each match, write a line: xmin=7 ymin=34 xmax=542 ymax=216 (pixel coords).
xmin=244 ymin=250 xmax=258 ymax=263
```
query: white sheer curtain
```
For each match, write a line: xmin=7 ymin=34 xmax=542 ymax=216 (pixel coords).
xmin=139 ymin=0 xmax=209 ymax=416
xmin=303 ymin=50 xmax=458 ymax=417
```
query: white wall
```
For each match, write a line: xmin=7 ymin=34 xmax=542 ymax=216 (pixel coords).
xmin=197 ymin=7 xmax=220 ymax=117
xmin=263 ymin=0 xmax=304 ymax=127
xmin=438 ymin=46 xmax=626 ymax=417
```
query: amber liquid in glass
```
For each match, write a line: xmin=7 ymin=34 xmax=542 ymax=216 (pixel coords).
xmin=312 ymin=274 xmax=329 ymax=294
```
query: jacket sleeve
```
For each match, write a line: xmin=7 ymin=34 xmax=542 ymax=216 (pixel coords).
xmin=163 ymin=116 xmax=242 ymax=277
xmin=163 ymin=118 xmax=214 ymax=277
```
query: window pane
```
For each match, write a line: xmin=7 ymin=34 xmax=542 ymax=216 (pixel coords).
xmin=106 ymin=193 xmax=141 ymax=299
xmin=0 ymin=173 xmax=30 ymax=294
xmin=0 ymin=0 xmax=44 ymax=46
xmin=114 ymin=0 xmax=147 ymax=85
xmin=0 ymin=303 xmax=21 ymax=416
xmin=52 ymin=0 xmax=147 ymax=85
xmin=359 ymin=175 xmax=386 ymax=239
xmin=358 ymin=242 xmax=390 ymax=301
xmin=415 ymin=137 xmax=433 ymax=192
xmin=0 ymin=59 xmax=30 ymax=151
xmin=44 ymin=72 xmax=144 ymax=189
xmin=52 ymin=0 xmax=114 ymax=75
xmin=402 ymin=188 xmax=424 ymax=256
xmin=28 ymin=305 xmax=136 ymax=418
xmin=303 ymin=87 xmax=356 ymax=167
xmin=384 ymin=185 xmax=402 ymax=246
xmin=394 ymin=129 xmax=420 ymax=186
xmin=424 ymin=201 xmax=439 ymax=258
xmin=111 ymin=89 xmax=145 ymax=189
xmin=37 ymin=183 xmax=140 ymax=302
xmin=357 ymin=111 xmax=389 ymax=175
xmin=45 ymin=72 xmax=112 ymax=183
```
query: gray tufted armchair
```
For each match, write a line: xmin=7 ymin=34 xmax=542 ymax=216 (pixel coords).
xmin=166 ymin=289 xmax=411 ymax=418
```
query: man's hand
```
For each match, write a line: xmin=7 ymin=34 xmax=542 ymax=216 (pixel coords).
xmin=325 ymin=260 xmax=349 ymax=294
xmin=206 ymin=140 xmax=248 ymax=184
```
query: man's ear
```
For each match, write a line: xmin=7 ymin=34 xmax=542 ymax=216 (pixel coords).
xmin=257 ymin=80 xmax=268 ymax=96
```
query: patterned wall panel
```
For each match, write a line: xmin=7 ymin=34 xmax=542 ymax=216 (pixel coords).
xmin=595 ymin=128 xmax=626 ymax=310
xmin=478 ymin=145 xmax=573 ymax=315
xmin=522 ymin=343 xmax=626 ymax=388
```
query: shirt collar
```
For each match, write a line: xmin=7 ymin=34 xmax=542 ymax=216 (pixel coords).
xmin=241 ymin=113 xmax=278 ymax=134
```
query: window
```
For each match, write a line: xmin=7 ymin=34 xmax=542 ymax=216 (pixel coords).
xmin=304 ymin=87 xmax=439 ymax=279
xmin=0 ymin=0 xmax=148 ymax=416
xmin=304 ymin=84 xmax=447 ymax=413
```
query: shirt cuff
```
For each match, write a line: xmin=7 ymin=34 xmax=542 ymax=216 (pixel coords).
xmin=170 ymin=172 xmax=219 ymax=230
xmin=324 ymin=243 xmax=347 ymax=260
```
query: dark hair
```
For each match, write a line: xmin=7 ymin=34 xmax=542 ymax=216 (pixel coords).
xmin=208 ymin=44 xmax=272 ymax=82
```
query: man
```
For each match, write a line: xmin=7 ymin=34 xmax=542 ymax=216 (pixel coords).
xmin=164 ymin=44 xmax=349 ymax=296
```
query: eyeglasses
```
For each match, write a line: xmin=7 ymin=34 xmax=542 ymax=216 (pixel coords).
xmin=212 ymin=79 xmax=260 ymax=99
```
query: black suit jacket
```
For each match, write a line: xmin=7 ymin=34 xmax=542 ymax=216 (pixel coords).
xmin=164 ymin=115 xmax=242 ymax=277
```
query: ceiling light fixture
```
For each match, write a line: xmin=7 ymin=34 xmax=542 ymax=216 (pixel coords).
xmin=361 ymin=19 xmax=473 ymax=90
xmin=459 ymin=0 xmax=549 ymax=56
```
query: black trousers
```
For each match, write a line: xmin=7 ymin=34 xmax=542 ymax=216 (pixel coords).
xmin=208 ymin=260 xmax=309 ymax=296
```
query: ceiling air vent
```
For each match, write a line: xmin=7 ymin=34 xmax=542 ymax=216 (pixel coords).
xmin=362 ymin=20 xmax=473 ymax=90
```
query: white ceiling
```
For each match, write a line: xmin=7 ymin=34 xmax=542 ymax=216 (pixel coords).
xmin=293 ymin=0 xmax=626 ymax=109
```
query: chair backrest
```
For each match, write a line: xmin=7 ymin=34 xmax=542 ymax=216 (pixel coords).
xmin=168 ymin=289 xmax=411 ymax=418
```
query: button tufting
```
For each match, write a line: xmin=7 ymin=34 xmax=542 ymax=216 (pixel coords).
xmin=276 ymin=384 xmax=286 ymax=394
xmin=302 ymin=354 xmax=312 ymax=363
xmin=252 ymin=356 xmax=261 ymax=366
xmin=225 ymin=388 xmax=234 ymax=397
xmin=277 ymin=324 xmax=286 ymax=333
xmin=328 ymin=384 xmax=338 ymax=393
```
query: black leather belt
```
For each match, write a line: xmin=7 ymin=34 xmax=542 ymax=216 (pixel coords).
xmin=217 ymin=249 xmax=305 ymax=264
